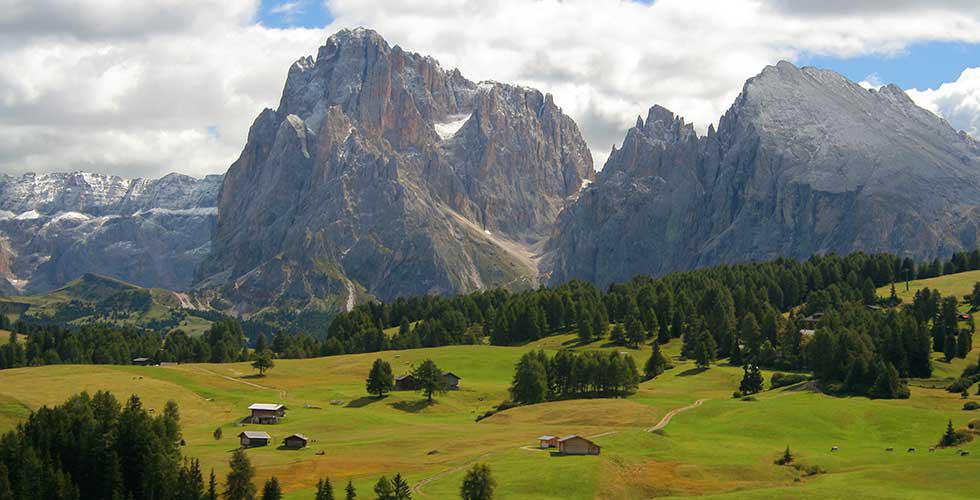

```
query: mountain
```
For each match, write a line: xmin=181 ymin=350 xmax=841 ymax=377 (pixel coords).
xmin=549 ymin=61 xmax=980 ymax=287
xmin=0 ymin=172 xmax=222 ymax=294
xmin=196 ymin=28 xmax=593 ymax=315
xmin=0 ymin=273 xmax=215 ymax=335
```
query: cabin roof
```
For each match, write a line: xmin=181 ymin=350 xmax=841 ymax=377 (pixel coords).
xmin=239 ymin=431 xmax=271 ymax=439
xmin=248 ymin=403 xmax=284 ymax=411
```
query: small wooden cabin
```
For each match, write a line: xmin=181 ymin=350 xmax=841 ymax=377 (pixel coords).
xmin=238 ymin=431 xmax=271 ymax=448
xmin=283 ymin=434 xmax=309 ymax=449
xmin=538 ymin=435 xmax=558 ymax=449
xmin=443 ymin=372 xmax=461 ymax=390
xmin=248 ymin=403 xmax=286 ymax=424
xmin=558 ymin=435 xmax=600 ymax=455
xmin=132 ymin=357 xmax=154 ymax=366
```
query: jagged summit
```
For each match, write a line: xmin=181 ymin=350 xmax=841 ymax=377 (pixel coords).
xmin=549 ymin=61 xmax=980 ymax=287
xmin=198 ymin=28 xmax=593 ymax=314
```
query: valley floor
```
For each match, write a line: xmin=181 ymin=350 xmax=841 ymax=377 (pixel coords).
xmin=0 ymin=334 xmax=975 ymax=499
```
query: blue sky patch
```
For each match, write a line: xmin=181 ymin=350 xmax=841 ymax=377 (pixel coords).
xmin=257 ymin=0 xmax=333 ymax=29
xmin=799 ymin=41 xmax=980 ymax=90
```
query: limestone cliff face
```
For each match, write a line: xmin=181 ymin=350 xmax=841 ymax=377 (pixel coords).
xmin=198 ymin=28 xmax=593 ymax=314
xmin=549 ymin=61 xmax=980 ymax=287
xmin=0 ymin=172 xmax=221 ymax=294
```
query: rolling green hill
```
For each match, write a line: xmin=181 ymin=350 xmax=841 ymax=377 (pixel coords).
xmin=0 ymin=273 xmax=215 ymax=336
xmin=0 ymin=337 xmax=974 ymax=499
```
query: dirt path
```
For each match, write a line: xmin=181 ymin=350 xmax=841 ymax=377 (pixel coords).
xmin=414 ymin=400 xmax=705 ymax=496
xmin=646 ymin=399 xmax=707 ymax=432
xmin=192 ymin=366 xmax=277 ymax=391
xmin=412 ymin=451 xmax=494 ymax=497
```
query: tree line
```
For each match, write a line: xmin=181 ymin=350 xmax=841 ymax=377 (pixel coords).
xmin=509 ymin=349 xmax=640 ymax=405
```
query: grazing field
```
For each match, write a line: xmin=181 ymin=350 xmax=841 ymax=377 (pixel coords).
xmin=0 ymin=334 xmax=975 ymax=499
xmin=878 ymin=269 xmax=980 ymax=304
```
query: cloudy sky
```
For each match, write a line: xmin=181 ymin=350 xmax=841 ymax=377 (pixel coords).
xmin=2 ymin=0 xmax=980 ymax=179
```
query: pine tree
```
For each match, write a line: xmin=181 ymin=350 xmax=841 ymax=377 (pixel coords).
xmin=411 ymin=359 xmax=447 ymax=402
xmin=509 ymin=353 xmax=549 ymax=404
xmin=261 ymin=477 xmax=282 ymax=500
xmin=869 ymin=361 xmax=904 ymax=399
xmin=460 ymin=463 xmax=496 ymax=500
xmin=373 ymin=476 xmax=394 ymax=500
xmin=391 ymin=474 xmax=411 ymax=500
xmin=223 ymin=450 xmax=256 ymax=500
xmin=345 ymin=480 xmax=356 ymax=500
xmin=644 ymin=342 xmax=669 ymax=380
xmin=944 ymin=333 xmax=957 ymax=362
xmin=251 ymin=349 xmax=275 ymax=376
xmin=315 ymin=478 xmax=335 ymax=500
xmin=366 ymin=358 xmax=395 ymax=397
xmin=692 ymin=330 xmax=717 ymax=369
xmin=957 ymin=329 xmax=971 ymax=358
xmin=609 ymin=324 xmax=626 ymax=345
xmin=208 ymin=469 xmax=218 ymax=500
xmin=625 ymin=317 xmax=646 ymax=348
xmin=670 ymin=309 xmax=685 ymax=339
xmin=255 ymin=333 xmax=268 ymax=353
xmin=940 ymin=419 xmax=958 ymax=447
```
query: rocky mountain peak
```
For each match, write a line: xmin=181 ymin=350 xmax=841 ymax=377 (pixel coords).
xmin=199 ymin=29 xmax=593 ymax=314
xmin=549 ymin=62 xmax=980 ymax=288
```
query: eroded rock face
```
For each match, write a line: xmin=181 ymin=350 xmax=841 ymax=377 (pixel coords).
xmin=198 ymin=28 xmax=593 ymax=314
xmin=0 ymin=172 xmax=221 ymax=294
xmin=549 ymin=61 xmax=980 ymax=288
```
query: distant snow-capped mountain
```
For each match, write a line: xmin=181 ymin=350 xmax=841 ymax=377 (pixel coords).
xmin=0 ymin=171 xmax=222 ymax=294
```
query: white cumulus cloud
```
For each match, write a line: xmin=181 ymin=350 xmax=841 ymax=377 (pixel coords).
xmin=2 ymin=0 xmax=980 ymax=178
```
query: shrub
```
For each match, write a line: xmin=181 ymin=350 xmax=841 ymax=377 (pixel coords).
xmin=732 ymin=391 xmax=743 ymax=399
xmin=770 ymin=372 xmax=808 ymax=389
xmin=968 ymin=419 xmax=980 ymax=430
xmin=965 ymin=402 xmax=980 ymax=411
xmin=947 ymin=377 xmax=975 ymax=393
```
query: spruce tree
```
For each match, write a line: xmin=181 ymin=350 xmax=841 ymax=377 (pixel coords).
xmin=940 ymin=419 xmax=958 ymax=447
xmin=411 ymin=359 xmax=447 ymax=402
xmin=609 ymin=324 xmax=626 ymax=345
xmin=223 ymin=450 xmax=256 ymax=500
xmin=315 ymin=478 xmax=335 ymax=500
xmin=460 ymin=463 xmax=496 ymax=500
xmin=345 ymin=480 xmax=356 ymax=500
xmin=366 ymin=358 xmax=395 ymax=397
xmin=693 ymin=330 xmax=717 ymax=369
xmin=373 ymin=476 xmax=394 ymax=500
xmin=391 ymin=474 xmax=411 ymax=500
xmin=208 ymin=469 xmax=218 ymax=500
xmin=957 ymin=329 xmax=971 ymax=358
xmin=944 ymin=333 xmax=957 ymax=362
xmin=509 ymin=353 xmax=549 ymax=404
xmin=261 ymin=477 xmax=282 ymax=500
xmin=625 ymin=317 xmax=646 ymax=348
xmin=644 ymin=342 xmax=669 ymax=380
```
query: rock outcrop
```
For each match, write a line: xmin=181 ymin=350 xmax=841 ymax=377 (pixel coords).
xmin=197 ymin=28 xmax=593 ymax=314
xmin=0 ymin=172 xmax=221 ymax=294
xmin=549 ymin=61 xmax=980 ymax=287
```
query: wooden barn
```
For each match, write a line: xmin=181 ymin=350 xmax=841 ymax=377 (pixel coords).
xmin=248 ymin=403 xmax=286 ymax=424
xmin=238 ymin=431 xmax=271 ymax=448
xmin=132 ymin=357 xmax=155 ymax=366
xmin=538 ymin=435 xmax=558 ymax=448
xmin=283 ymin=434 xmax=309 ymax=449
xmin=558 ymin=435 xmax=601 ymax=455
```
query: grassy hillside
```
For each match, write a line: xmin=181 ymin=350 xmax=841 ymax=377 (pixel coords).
xmin=0 ymin=273 xmax=214 ymax=335
xmin=0 ymin=336 xmax=974 ymax=499
xmin=877 ymin=269 xmax=980 ymax=304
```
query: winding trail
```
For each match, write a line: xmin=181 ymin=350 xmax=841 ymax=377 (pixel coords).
xmin=646 ymin=399 xmax=708 ymax=432
xmin=414 ymin=400 xmax=706 ymax=496
xmin=192 ymin=366 xmax=277 ymax=391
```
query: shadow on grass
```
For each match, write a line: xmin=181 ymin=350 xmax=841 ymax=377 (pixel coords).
xmin=347 ymin=396 xmax=386 ymax=408
xmin=677 ymin=367 xmax=708 ymax=377
xmin=390 ymin=399 xmax=435 ymax=413
xmin=241 ymin=374 xmax=268 ymax=379
xmin=275 ymin=445 xmax=305 ymax=451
